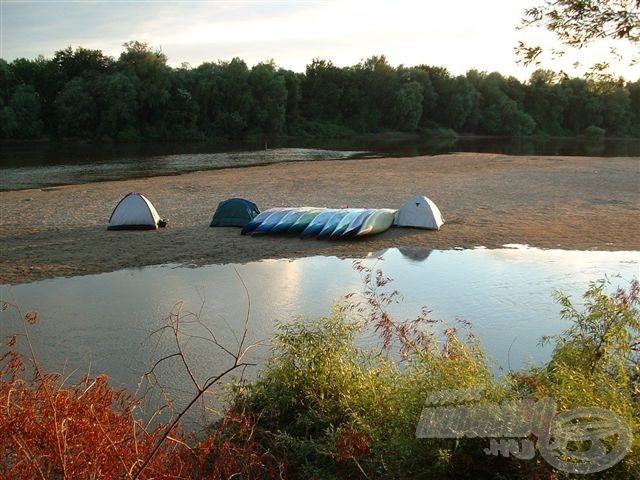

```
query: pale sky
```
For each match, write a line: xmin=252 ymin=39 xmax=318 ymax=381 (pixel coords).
xmin=1 ymin=0 xmax=639 ymax=81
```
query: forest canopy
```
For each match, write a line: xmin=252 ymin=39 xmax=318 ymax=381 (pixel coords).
xmin=0 ymin=41 xmax=639 ymax=141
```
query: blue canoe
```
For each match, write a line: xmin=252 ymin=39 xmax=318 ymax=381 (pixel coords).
xmin=300 ymin=209 xmax=338 ymax=238
xmin=317 ymin=210 xmax=350 ymax=240
xmin=252 ymin=209 xmax=293 ymax=235
xmin=241 ymin=209 xmax=278 ymax=235
xmin=329 ymin=209 xmax=365 ymax=239
xmin=270 ymin=208 xmax=312 ymax=234
xmin=287 ymin=208 xmax=325 ymax=235
xmin=341 ymin=209 xmax=375 ymax=238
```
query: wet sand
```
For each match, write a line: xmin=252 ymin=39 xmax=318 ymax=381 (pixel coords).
xmin=1 ymin=152 xmax=638 ymax=285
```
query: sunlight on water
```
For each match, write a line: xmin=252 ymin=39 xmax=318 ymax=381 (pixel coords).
xmin=1 ymin=246 xmax=637 ymax=420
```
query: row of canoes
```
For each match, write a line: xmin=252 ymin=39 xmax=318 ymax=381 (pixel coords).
xmin=241 ymin=207 xmax=397 ymax=239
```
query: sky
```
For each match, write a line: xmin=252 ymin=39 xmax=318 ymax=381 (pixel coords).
xmin=1 ymin=0 xmax=639 ymax=81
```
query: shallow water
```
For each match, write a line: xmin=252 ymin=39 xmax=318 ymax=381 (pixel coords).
xmin=1 ymin=246 xmax=637 ymax=401
xmin=0 ymin=147 xmax=368 ymax=191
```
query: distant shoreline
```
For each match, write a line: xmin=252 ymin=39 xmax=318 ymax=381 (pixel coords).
xmin=1 ymin=152 xmax=639 ymax=285
xmin=2 ymin=136 xmax=640 ymax=192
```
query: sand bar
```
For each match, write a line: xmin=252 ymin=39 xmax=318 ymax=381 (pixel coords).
xmin=1 ymin=152 xmax=638 ymax=285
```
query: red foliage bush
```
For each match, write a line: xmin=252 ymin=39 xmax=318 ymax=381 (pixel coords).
xmin=195 ymin=411 xmax=287 ymax=479
xmin=0 ymin=307 xmax=287 ymax=479
xmin=0 ymin=348 xmax=192 ymax=479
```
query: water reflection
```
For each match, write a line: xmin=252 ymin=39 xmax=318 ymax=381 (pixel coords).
xmin=396 ymin=247 xmax=433 ymax=263
xmin=0 ymin=147 xmax=368 ymax=191
xmin=0 ymin=246 xmax=637 ymax=420
xmin=277 ymin=135 xmax=640 ymax=158
xmin=2 ymin=136 xmax=639 ymax=190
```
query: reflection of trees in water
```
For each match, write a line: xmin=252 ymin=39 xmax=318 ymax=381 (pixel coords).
xmin=298 ymin=136 xmax=640 ymax=158
xmin=4 ymin=136 xmax=639 ymax=191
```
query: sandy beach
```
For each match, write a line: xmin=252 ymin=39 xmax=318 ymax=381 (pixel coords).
xmin=1 ymin=152 xmax=638 ymax=285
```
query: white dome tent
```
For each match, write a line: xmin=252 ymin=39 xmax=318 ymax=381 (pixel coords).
xmin=107 ymin=192 xmax=163 ymax=230
xmin=395 ymin=195 xmax=444 ymax=230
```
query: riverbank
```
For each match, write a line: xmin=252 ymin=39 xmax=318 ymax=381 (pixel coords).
xmin=1 ymin=152 xmax=638 ymax=285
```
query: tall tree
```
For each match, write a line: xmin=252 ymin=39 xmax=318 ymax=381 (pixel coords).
xmin=214 ymin=58 xmax=253 ymax=139
xmin=471 ymin=71 xmax=534 ymax=135
xmin=602 ymin=87 xmax=633 ymax=135
xmin=627 ymin=79 xmax=640 ymax=132
xmin=301 ymin=59 xmax=347 ymax=122
xmin=54 ymin=78 xmax=97 ymax=137
xmin=8 ymin=84 xmax=43 ymax=138
xmin=164 ymin=66 xmax=200 ymax=140
xmin=249 ymin=61 xmax=287 ymax=137
xmin=561 ymin=78 xmax=603 ymax=134
xmin=352 ymin=55 xmax=399 ymax=131
xmin=98 ymin=72 xmax=139 ymax=140
xmin=10 ymin=55 xmax=61 ymax=132
xmin=404 ymin=66 xmax=438 ymax=127
xmin=281 ymin=70 xmax=303 ymax=134
xmin=430 ymin=74 xmax=479 ymax=131
xmin=0 ymin=59 xmax=15 ymax=103
xmin=524 ymin=70 xmax=569 ymax=134
xmin=192 ymin=62 xmax=224 ymax=135
xmin=118 ymin=41 xmax=171 ymax=138
xmin=53 ymin=46 xmax=114 ymax=81
xmin=392 ymin=81 xmax=423 ymax=131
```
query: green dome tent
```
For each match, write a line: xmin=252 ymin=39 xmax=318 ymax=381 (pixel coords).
xmin=210 ymin=198 xmax=260 ymax=227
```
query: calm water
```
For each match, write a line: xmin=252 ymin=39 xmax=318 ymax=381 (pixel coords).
xmin=1 ymin=246 xmax=638 ymax=419
xmin=0 ymin=147 xmax=369 ymax=191
xmin=1 ymin=136 xmax=639 ymax=190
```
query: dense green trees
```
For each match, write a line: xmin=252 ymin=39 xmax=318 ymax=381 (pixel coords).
xmin=0 ymin=42 xmax=638 ymax=141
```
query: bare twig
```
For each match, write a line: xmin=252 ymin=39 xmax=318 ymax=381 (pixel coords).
xmin=132 ymin=269 xmax=261 ymax=479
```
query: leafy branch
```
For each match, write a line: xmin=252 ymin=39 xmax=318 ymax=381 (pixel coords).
xmin=516 ymin=0 xmax=640 ymax=76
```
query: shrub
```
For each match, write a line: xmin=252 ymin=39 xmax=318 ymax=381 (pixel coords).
xmin=226 ymin=270 xmax=639 ymax=478
xmin=511 ymin=277 xmax=640 ymax=478
xmin=228 ymin=263 xmax=511 ymax=478
xmin=583 ymin=125 xmax=606 ymax=137
xmin=0 ymin=303 xmax=286 ymax=480
xmin=0 ymin=310 xmax=192 ymax=479
xmin=4 ymin=271 xmax=638 ymax=478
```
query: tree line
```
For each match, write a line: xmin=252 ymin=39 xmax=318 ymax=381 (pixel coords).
xmin=1 ymin=41 xmax=638 ymax=142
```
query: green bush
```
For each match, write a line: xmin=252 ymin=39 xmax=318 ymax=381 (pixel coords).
xmin=583 ymin=125 xmax=606 ymax=137
xmin=228 ymin=264 xmax=510 ymax=478
xmin=512 ymin=277 xmax=639 ymax=479
xmin=224 ymin=272 xmax=639 ymax=479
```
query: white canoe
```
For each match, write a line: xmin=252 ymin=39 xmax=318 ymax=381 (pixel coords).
xmin=357 ymin=209 xmax=396 ymax=236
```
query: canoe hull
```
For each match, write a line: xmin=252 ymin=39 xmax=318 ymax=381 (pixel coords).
xmin=300 ymin=210 xmax=337 ymax=238
xmin=357 ymin=209 xmax=396 ymax=236
xmin=317 ymin=210 xmax=350 ymax=239
xmin=329 ymin=209 xmax=364 ymax=239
